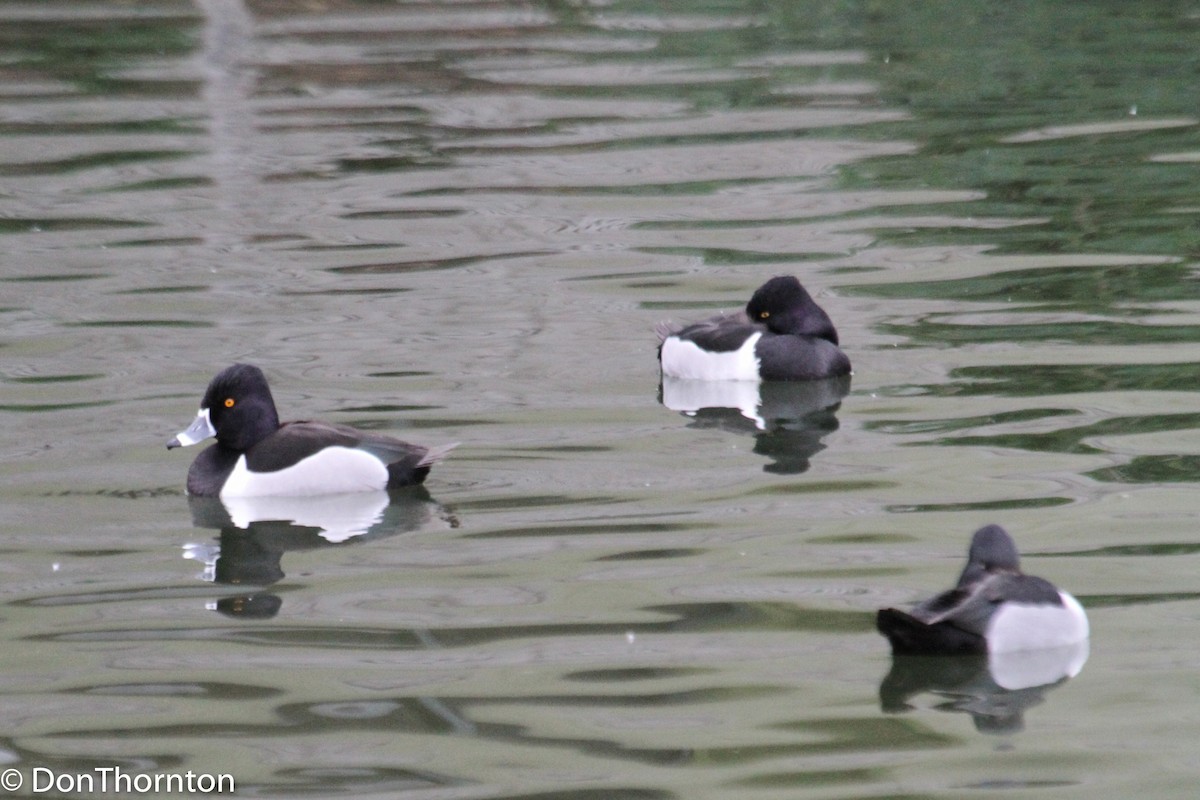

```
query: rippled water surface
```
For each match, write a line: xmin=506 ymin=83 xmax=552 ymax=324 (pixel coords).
xmin=4 ymin=1 xmax=1200 ymax=797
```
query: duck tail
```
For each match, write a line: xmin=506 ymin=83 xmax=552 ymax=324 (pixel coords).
xmin=419 ymin=442 xmax=459 ymax=468
xmin=876 ymin=608 xmax=986 ymax=656
xmin=654 ymin=320 xmax=677 ymax=345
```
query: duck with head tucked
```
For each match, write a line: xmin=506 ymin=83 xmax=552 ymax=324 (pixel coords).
xmin=877 ymin=524 xmax=1090 ymax=656
xmin=168 ymin=364 xmax=455 ymax=497
xmin=657 ymin=276 xmax=851 ymax=382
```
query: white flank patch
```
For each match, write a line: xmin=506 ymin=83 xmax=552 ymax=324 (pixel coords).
xmin=219 ymin=446 xmax=389 ymax=498
xmin=660 ymin=332 xmax=762 ymax=381
xmin=986 ymin=591 xmax=1089 ymax=654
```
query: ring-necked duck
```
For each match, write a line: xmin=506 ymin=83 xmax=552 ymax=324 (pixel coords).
xmin=657 ymin=276 xmax=851 ymax=381
xmin=876 ymin=524 xmax=1089 ymax=655
xmin=167 ymin=364 xmax=455 ymax=497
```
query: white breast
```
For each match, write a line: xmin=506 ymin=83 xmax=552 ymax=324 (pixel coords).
xmin=219 ymin=447 xmax=389 ymax=498
xmin=660 ymin=332 xmax=762 ymax=381
xmin=985 ymin=591 xmax=1089 ymax=653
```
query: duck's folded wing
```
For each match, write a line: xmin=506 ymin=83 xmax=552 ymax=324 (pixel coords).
xmin=659 ymin=312 xmax=760 ymax=352
xmin=321 ymin=423 xmax=435 ymax=463
xmin=245 ymin=421 xmax=361 ymax=471
xmin=998 ymin=573 xmax=1063 ymax=604
xmin=342 ymin=425 xmax=457 ymax=476
xmin=250 ymin=421 xmax=450 ymax=470
xmin=910 ymin=576 xmax=1005 ymax=636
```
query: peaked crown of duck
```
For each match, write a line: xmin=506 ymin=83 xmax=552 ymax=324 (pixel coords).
xmin=744 ymin=276 xmax=840 ymax=344
xmin=201 ymin=363 xmax=281 ymax=451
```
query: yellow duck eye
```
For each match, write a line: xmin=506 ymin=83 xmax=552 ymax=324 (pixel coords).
xmin=224 ymin=398 xmax=235 ymax=408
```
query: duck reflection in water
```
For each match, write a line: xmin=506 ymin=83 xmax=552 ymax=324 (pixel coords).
xmin=183 ymin=487 xmax=456 ymax=619
xmin=879 ymin=642 xmax=1089 ymax=735
xmin=659 ymin=374 xmax=850 ymax=474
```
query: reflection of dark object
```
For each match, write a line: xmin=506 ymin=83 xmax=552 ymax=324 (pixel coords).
xmin=752 ymin=398 xmax=843 ymax=475
xmin=185 ymin=488 xmax=453 ymax=619
xmin=215 ymin=595 xmax=283 ymax=620
xmin=212 ymin=524 xmax=305 ymax=585
xmin=879 ymin=641 xmax=1088 ymax=735
xmin=660 ymin=375 xmax=850 ymax=474
xmin=877 ymin=524 xmax=1089 ymax=656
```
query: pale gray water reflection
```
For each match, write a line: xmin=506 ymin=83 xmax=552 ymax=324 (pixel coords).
xmin=4 ymin=0 xmax=1200 ymax=798
xmin=880 ymin=643 xmax=1089 ymax=736
xmin=660 ymin=376 xmax=850 ymax=473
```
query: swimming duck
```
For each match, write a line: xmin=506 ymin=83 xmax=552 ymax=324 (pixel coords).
xmin=876 ymin=524 xmax=1089 ymax=655
xmin=168 ymin=363 xmax=455 ymax=497
xmin=657 ymin=276 xmax=850 ymax=381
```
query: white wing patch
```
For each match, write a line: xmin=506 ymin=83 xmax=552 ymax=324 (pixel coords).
xmin=660 ymin=332 xmax=762 ymax=381
xmin=220 ymin=446 xmax=389 ymax=498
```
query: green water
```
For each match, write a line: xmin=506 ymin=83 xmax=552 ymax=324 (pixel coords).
xmin=1 ymin=1 xmax=1199 ymax=798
